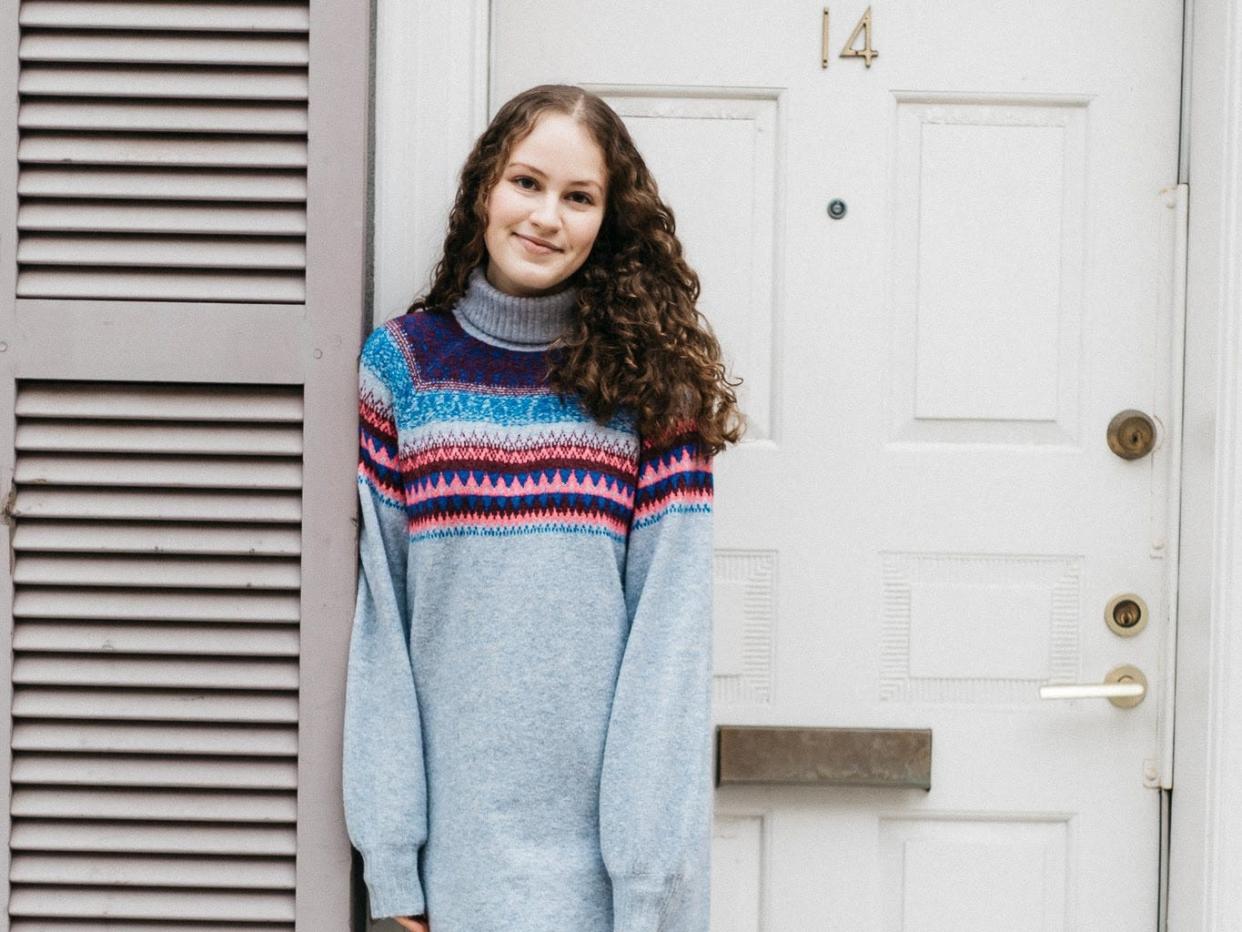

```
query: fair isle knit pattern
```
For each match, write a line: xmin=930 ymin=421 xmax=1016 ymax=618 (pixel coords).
xmin=357 ymin=298 xmax=711 ymax=542
xmin=343 ymin=263 xmax=716 ymax=932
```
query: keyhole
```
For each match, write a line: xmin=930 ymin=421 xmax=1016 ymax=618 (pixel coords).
xmin=1113 ymin=599 xmax=1142 ymax=629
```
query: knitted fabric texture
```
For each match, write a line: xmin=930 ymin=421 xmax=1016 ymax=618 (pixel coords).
xmin=342 ymin=264 xmax=715 ymax=932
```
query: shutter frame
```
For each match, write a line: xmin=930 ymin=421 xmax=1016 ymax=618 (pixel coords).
xmin=0 ymin=0 xmax=372 ymax=926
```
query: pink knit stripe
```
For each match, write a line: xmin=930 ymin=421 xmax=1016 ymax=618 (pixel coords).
xmin=637 ymin=447 xmax=713 ymax=486
xmin=362 ymin=441 xmax=401 ymax=469
xmin=407 ymin=471 xmax=635 ymax=508
xmin=409 ymin=509 xmax=629 ymax=536
xmin=359 ymin=395 xmax=393 ymax=429
xmin=358 ymin=461 xmax=401 ymax=497
xmin=404 ymin=442 xmax=634 ymax=474
xmin=633 ymin=488 xmax=713 ymax=521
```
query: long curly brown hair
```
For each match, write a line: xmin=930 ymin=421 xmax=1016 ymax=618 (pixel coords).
xmin=407 ymin=84 xmax=746 ymax=457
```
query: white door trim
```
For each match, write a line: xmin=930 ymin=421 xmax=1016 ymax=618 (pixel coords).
xmin=380 ymin=1 xmax=1242 ymax=926
xmin=371 ymin=0 xmax=491 ymax=325
xmin=1169 ymin=0 xmax=1242 ymax=926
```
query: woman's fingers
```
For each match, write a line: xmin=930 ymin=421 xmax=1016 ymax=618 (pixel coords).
xmin=392 ymin=916 xmax=429 ymax=931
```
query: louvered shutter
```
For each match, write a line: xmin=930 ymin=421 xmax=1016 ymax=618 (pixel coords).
xmin=1 ymin=1 xmax=370 ymax=927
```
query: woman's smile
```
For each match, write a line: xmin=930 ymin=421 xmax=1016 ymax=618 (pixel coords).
xmin=516 ymin=233 xmax=559 ymax=254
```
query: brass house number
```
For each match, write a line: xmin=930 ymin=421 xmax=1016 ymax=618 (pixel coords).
xmin=822 ymin=6 xmax=878 ymax=68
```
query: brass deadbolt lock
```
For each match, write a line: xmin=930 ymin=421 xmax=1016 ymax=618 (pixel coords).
xmin=1105 ymin=592 xmax=1149 ymax=637
xmin=1107 ymin=409 xmax=1157 ymax=459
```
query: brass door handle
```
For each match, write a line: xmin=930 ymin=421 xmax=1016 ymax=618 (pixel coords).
xmin=1039 ymin=665 xmax=1148 ymax=708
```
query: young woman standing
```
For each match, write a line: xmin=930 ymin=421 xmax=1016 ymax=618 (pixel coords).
xmin=344 ymin=83 xmax=744 ymax=932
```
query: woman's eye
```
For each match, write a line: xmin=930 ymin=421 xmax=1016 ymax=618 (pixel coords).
xmin=512 ymin=176 xmax=591 ymax=204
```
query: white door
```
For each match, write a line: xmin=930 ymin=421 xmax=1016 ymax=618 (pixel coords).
xmin=493 ymin=2 xmax=1185 ymax=929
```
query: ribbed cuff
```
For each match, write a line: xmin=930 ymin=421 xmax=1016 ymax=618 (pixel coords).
xmin=361 ymin=843 xmax=425 ymax=919
xmin=611 ymin=874 xmax=676 ymax=932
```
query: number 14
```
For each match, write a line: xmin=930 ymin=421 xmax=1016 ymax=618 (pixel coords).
xmin=822 ymin=6 xmax=879 ymax=69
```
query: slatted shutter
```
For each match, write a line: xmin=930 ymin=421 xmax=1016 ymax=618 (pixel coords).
xmin=0 ymin=1 xmax=371 ymax=928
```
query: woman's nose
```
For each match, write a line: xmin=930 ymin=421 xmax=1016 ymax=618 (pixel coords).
xmin=530 ymin=194 xmax=560 ymax=227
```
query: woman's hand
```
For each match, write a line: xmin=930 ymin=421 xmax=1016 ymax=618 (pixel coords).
xmin=392 ymin=915 xmax=429 ymax=931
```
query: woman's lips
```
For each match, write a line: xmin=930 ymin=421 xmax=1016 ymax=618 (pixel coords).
xmin=516 ymin=233 xmax=559 ymax=254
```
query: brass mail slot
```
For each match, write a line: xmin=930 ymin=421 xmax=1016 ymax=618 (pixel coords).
xmin=715 ymin=725 xmax=932 ymax=790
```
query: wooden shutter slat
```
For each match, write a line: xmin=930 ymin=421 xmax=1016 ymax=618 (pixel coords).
xmin=13 ymin=721 xmax=297 ymax=755
xmin=18 ymin=168 xmax=307 ymax=202
xmin=16 ymin=420 xmax=303 ymax=453
xmin=18 ymin=64 xmax=309 ymax=101
xmin=17 ymin=235 xmax=305 ymax=270
xmin=19 ymin=100 xmax=307 ymax=135
xmin=12 ymin=757 xmax=298 ymax=791
xmin=13 ymin=621 xmax=300 ymax=655
xmin=12 ymin=789 xmax=298 ymax=824
xmin=14 ymin=554 xmax=301 ymax=589
xmin=8 ymin=885 xmax=295 ymax=921
xmin=13 ymin=522 xmax=302 ymax=555
xmin=12 ymin=488 xmax=302 ymax=522
xmin=18 ymin=235 xmax=304 ymax=270
xmin=12 ymin=852 xmax=294 ymax=888
xmin=20 ymin=2 xmax=310 ymax=33
xmin=12 ymin=920 xmax=291 ymax=932
xmin=19 ymin=133 xmax=308 ymax=168
xmin=13 ymin=655 xmax=299 ymax=690
xmin=16 ymin=382 xmax=304 ymax=420
xmin=15 ymin=455 xmax=304 ymax=489
xmin=13 ymin=588 xmax=301 ymax=622
xmin=14 ymin=923 xmax=290 ymax=932
xmin=17 ymin=268 xmax=306 ymax=302
xmin=19 ymin=201 xmax=306 ymax=234
xmin=13 ymin=852 xmax=294 ymax=887
xmin=12 ymin=821 xmax=295 ymax=856
xmin=13 ymin=688 xmax=299 ymax=723
xmin=12 ymin=790 xmax=298 ymax=825
xmin=19 ymin=32 xmax=309 ymax=66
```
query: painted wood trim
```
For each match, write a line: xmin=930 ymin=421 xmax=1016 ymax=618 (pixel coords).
xmin=1169 ymin=0 xmax=1242 ymax=926
xmin=300 ymin=0 xmax=374 ymax=927
xmin=372 ymin=0 xmax=491 ymax=326
xmin=0 ymin=0 xmax=20 ymax=919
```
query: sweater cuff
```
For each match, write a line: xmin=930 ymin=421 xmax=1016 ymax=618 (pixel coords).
xmin=611 ymin=874 xmax=676 ymax=932
xmin=360 ymin=843 xmax=425 ymax=919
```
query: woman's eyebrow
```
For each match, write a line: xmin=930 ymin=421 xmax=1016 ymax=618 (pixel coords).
xmin=510 ymin=162 xmax=602 ymax=191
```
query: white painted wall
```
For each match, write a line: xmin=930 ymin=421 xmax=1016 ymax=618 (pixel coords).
xmin=371 ymin=0 xmax=490 ymax=326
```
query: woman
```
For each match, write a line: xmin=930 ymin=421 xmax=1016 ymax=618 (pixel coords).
xmin=343 ymin=83 xmax=745 ymax=932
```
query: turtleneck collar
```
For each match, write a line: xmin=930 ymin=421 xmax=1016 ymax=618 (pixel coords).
xmin=450 ymin=264 xmax=580 ymax=351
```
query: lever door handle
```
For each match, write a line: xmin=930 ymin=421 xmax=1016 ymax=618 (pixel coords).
xmin=1038 ymin=664 xmax=1148 ymax=708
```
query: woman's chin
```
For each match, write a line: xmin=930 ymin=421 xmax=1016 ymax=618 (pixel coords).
xmin=499 ymin=258 xmax=568 ymax=294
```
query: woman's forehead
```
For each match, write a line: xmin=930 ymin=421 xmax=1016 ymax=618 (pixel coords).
xmin=507 ymin=116 xmax=606 ymax=186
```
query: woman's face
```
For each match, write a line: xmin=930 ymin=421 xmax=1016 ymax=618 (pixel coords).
xmin=483 ymin=111 xmax=608 ymax=297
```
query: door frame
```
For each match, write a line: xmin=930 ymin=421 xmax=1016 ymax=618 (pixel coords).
xmin=1167 ymin=0 xmax=1242 ymax=927
xmin=375 ymin=0 xmax=1242 ymax=926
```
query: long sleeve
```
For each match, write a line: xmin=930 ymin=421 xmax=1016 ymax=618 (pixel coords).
xmin=600 ymin=419 xmax=716 ymax=932
xmin=342 ymin=325 xmax=429 ymax=920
